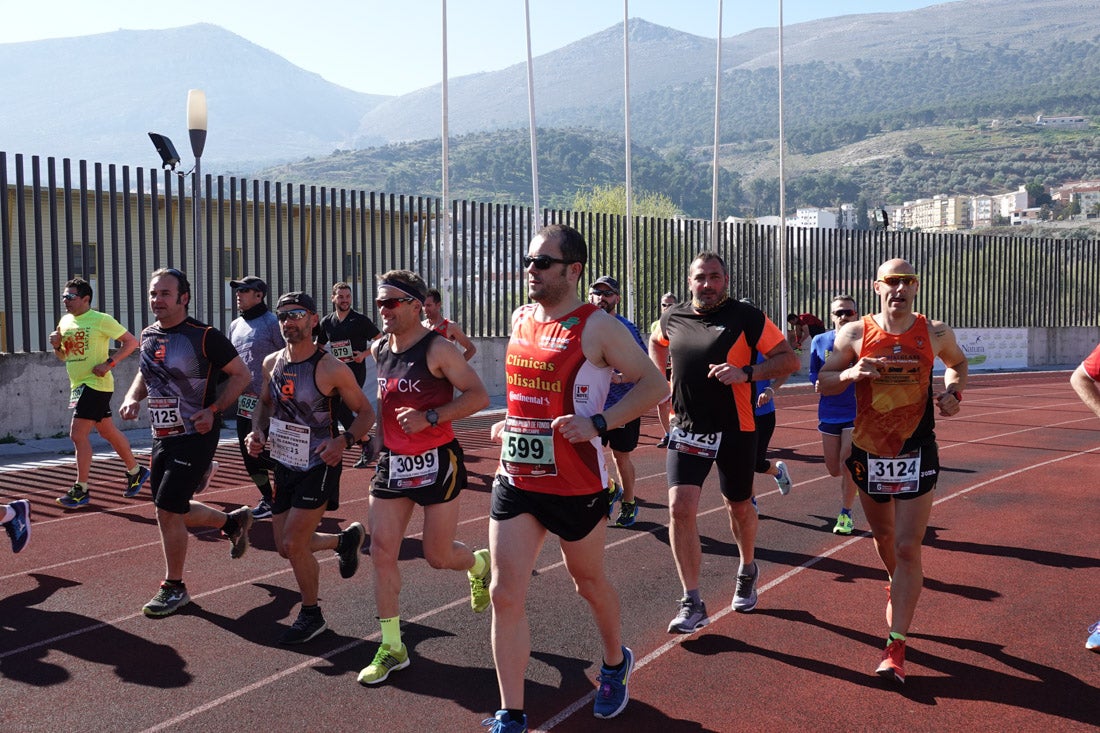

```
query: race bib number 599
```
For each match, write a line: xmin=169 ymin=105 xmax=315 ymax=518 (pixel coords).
xmin=500 ymin=415 xmax=556 ymax=477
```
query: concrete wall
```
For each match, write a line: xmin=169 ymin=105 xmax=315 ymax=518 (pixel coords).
xmin=1 ymin=330 xmax=1094 ymax=441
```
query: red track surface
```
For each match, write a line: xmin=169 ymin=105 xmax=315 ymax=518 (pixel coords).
xmin=2 ymin=371 xmax=1098 ymax=732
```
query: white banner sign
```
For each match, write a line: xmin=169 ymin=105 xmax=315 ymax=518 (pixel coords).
xmin=950 ymin=328 xmax=1029 ymax=371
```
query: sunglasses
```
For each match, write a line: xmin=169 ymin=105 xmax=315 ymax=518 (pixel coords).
xmin=832 ymin=308 xmax=856 ymax=317
xmin=375 ymin=297 xmax=415 ymax=310
xmin=661 ymin=302 xmax=675 ymax=308
xmin=277 ymin=309 xmax=310 ymax=321
xmin=61 ymin=293 xmax=81 ymax=301
xmin=523 ymin=255 xmax=576 ymax=270
xmin=589 ymin=289 xmax=615 ymax=298
xmin=878 ymin=274 xmax=919 ymax=287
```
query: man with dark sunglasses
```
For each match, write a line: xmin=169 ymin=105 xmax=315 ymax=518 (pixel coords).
xmin=50 ymin=277 xmax=148 ymax=508
xmin=807 ymin=295 xmax=861 ymax=535
xmin=316 ymin=281 xmax=381 ymax=468
xmin=357 ymin=269 xmax=490 ymax=686
xmin=227 ymin=276 xmax=284 ymax=520
xmin=818 ymin=258 xmax=967 ymax=686
xmin=588 ymin=275 xmax=647 ymax=528
xmin=484 ymin=225 xmax=667 ymax=730
xmin=245 ymin=291 xmax=376 ymax=644
xmin=119 ymin=267 xmax=253 ymax=618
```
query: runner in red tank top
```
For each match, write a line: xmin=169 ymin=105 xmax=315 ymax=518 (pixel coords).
xmin=819 ymin=258 xmax=968 ymax=686
xmin=483 ymin=224 xmax=667 ymax=730
xmin=356 ymin=269 xmax=490 ymax=687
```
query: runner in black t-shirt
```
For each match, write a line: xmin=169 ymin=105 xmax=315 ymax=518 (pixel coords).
xmin=315 ymin=281 xmax=381 ymax=467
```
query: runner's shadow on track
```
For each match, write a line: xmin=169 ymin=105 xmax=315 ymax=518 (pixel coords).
xmin=924 ymin=526 xmax=1100 ymax=570
xmin=901 ymin=631 xmax=1100 ymax=724
xmin=680 ymin=609 xmax=887 ymax=689
xmin=185 ymin=582 xmax=368 ymax=651
xmin=0 ymin=573 xmax=191 ymax=688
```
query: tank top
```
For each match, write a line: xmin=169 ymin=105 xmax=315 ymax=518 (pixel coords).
xmin=376 ymin=330 xmax=456 ymax=455
xmin=500 ymin=303 xmax=609 ymax=496
xmin=269 ymin=348 xmax=339 ymax=470
xmin=852 ymin=314 xmax=936 ymax=457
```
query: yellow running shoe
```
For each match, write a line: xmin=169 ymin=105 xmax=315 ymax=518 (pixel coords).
xmin=468 ymin=548 xmax=491 ymax=612
xmin=357 ymin=643 xmax=409 ymax=685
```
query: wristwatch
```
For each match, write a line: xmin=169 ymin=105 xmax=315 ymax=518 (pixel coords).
xmin=344 ymin=432 xmax=356 ymax=449
xmin=591 ymin=413 xmax=608 ymax=437
xmin=741 ymin=364 xmax=754 ymax=381
xmin=425 ymin=409 xmax=439 ymax=427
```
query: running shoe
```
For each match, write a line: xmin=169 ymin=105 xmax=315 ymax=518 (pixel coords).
xmin=338 ymin=522 xmax=366 ymax=579
xmin=124 ymin=466 xmax=151 ymax=498
xmin=481 ymin=711 xmax=528 ymax=732
xmin=279 ymin=608 xmax=328 ymax=644
xmin=774 ymin=461 xmax=792 ymax=495
xmin=593 ymin=645 xmax=634 ymax=719
xmin=656 ymin=433 xmax=670 ymax=448
xmin=606 ymin=479 xmax=623 ymax=520
xmin=227 ymin=506 xmax=253 ymax=559
xmin=357 ymin=643 xmax=410 ymax=685
xmin=876 ymin=639 xmax=906 ymax=684
xmin=4 ymin=499 xmax=30 ymax=554
xmin=56 ymin=484 xmax=89 ymax=508
xmin=833 ymin=512 xmax=854 ymax=535
xmin=1087 ymin=620 xmax=1100 ymax=651
xmin=732 ymin=563 xmax=759 ymax=612
xmin=196 ymin=460 xmax=219 ymax=494
xmin=611 ymin=500 xmax=638 ymax=528
xmin=751 ymin=495 xmax=758 ymax=515
xmin=667 ymin=597 xmax=709 ymax=634
xmin=142 ymin=582 xmax=190 ymax=617
xmin=468 ymin=548 xmax=492 ymax=612
xmin=251 ymin=498 xmax=273 ymax=520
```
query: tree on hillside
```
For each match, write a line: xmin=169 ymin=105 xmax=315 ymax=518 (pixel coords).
xmin=570 ymin=184 xmax=684 ymax=219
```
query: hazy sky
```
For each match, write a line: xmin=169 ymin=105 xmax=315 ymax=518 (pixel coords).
xmin=2 ymin=0 xmax=941 ymax=96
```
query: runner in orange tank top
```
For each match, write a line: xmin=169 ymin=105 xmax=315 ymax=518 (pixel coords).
xmin=819 ymin=258 xmax=968 ymax=687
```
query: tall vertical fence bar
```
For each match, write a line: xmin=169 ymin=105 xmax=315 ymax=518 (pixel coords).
xmin=2 ymin=150 xmax=1098 ymax=353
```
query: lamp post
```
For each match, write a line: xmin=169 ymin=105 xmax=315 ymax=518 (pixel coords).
xmin=187 ymin=89 xmax=207 ymax=322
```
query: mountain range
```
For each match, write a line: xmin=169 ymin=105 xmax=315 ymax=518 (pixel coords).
xmin=2 ymin=0 xmax=1100 ymax=217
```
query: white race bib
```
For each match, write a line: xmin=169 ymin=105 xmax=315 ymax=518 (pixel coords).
xmin=329 ymin=339 xmax=354 ymax=362
xmin=668 ymin=427 xmax=722 ymax=459
xmin=237 ymin=392 xmax=259 ymax=419
xmin=388 ymin=447 xmax=439 ymax=489
xmin=867 ymin=450 xmax=921 ymax=495
xmin=68 ymin=385 xmax=85 ymax=410
xmin=500 ymin=415 xmax=557 ymax=477
xmin=268 ymin=417 xmax=312 ymax=470
xmin=148 ymin=396 xmax=185 ymax=438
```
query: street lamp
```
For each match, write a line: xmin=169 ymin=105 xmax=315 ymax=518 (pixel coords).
xmin=187 ymin=89 xmax=207 ymax=322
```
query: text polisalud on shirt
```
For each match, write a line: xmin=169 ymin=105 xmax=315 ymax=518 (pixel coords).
xmin=951 ymin=328 xmax=1028 ymax=371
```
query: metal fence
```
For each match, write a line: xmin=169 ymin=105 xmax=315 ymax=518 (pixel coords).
xmin=3 ymin=150 xmax=1098 ymax=353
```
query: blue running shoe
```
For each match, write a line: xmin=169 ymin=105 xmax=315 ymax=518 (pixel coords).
xmin=4 ymin=499 xmax=30 ymax=554
xmin=593 ymin=645 xmax=634 ymax=719
xmin=124 ymin=465 xmax=151 ymax=498
xmin=57 ymin=484 xmax=90 ymax=509
xmin=1087 ymin=620 xmax=1100 ymax=651
xmin=480 ymin=710 xmax=527 ymax=732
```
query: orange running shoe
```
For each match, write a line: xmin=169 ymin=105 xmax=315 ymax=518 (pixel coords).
xmin=876 ymin=639 xmax=906 ymax=684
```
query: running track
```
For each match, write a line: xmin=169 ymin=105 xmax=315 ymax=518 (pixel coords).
xmin=2 ymin=371 xmax=1098 ymax=732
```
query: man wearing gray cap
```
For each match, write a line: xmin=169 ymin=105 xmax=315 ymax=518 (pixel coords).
xmin=588 ymin=275 xmax=648 ymax=528
xmin=246 ymin=291 xmax=376 ymax=644
xmin=228 ymin=276 xmax=284 ymax=519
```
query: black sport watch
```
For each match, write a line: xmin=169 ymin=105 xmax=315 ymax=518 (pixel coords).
xmin=344 ymin=432 xmax=356 ymax=449
xmin=425 ymin=409 xmax=439 ymax=427
xmin=591 ymin=413 xmax=608 ymax=437
xmin=741 ymin=364 xmax=754 ymax=381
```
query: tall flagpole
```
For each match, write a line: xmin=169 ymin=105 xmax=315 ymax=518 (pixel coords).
xmin=440 ymin=0 xmax=453 ymax=309
xmin=778 ymin=0 xmax=789 ymax=322
xmin=623 ymin=0 xmax=635 ymax=324
xmin=710 ymin=0 xmax=723 ymax=247
xmin=524 ymin=0 xmax=541 ymax=224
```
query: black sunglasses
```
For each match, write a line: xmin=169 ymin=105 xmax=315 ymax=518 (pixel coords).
xmin=277 ymin=309 xmax=310 ymax=321
xmin=523 ymin=255 xmax=576 ymax=270
xmin=832 ymin=308 xmax=856 ymax=317
xmin=376 ymin=297 xmax=415 ymax=310
xmin=62 ymin=293 xmax=81 ymax=301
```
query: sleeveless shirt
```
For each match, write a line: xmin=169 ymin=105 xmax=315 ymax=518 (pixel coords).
xmin=376 ymin=330 xmax=456 ymax=455
xmin=269 ymin=348 xmax=339 ymax=470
